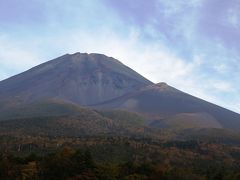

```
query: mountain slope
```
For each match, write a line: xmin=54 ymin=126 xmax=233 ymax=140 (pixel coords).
xmin=0 ymin=99 xmax=92 ymax=121
xmin=0 ymin=52 xmax=152 ymax=106
xmin=0 ymin=100 xmax=147 ymax=137
xmin=94 ymin=83 xmax=240 ymax=131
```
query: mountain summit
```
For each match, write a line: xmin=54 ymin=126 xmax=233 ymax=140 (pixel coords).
xmin=0 ymin=52 xmax=152 ymax=106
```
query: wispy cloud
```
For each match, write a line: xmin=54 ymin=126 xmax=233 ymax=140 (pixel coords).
xmin=0 ymin=35 xmax=43 ymax=79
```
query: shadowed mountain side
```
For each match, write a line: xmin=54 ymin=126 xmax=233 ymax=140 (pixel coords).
xmin=93 ymin=83 xmax=240 ymax=131
xmin=0 ymin=99 xmax=92 ymax=121
xmin=0 ymin=114 xmax=112 ymax=137
xmin=0 ymin=53 xmax=152 ymax=106
xmin=0 ymin=100 xmax=147 ymax=137
xmin=162 ymin=113 xmax=222 ymax=129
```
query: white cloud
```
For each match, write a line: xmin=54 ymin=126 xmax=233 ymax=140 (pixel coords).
xmin=227 ymin=8 xmax=240 ymax=28
xmin=211 ymin=81 xmax=234 ymax=92
xmin=0 ymin=71 xmax=8 ymax=81
xmin=0 ymin=35 xmax=43 ymax=80
xmin=213 ymin=63 xmax=229 ymax=74
xmin=158 ymin=0 xmax=203 ymax=17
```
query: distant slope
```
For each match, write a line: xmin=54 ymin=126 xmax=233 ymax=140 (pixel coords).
xmin=0 ymin=53 xmax=152 ymax=106
xmin=0 ymin=114 xmax=112 ymax=137
xmin=0 ymin=99 xmax=91 ymax=121
xmin=0 ymin=100 xmax=147 ymax=137
xmin=163 ymin=113 xmax=222 ymax=129
xmin=94 ymin=83 xmax=240 ymax=131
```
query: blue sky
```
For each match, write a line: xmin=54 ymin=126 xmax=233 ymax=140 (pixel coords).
xmin=0 ymin=0 xmax=239 ymax=113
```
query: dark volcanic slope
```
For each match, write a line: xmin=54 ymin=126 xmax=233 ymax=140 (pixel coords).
xmin=0 ymin=53 xmax=152 ymax=106
xmin=0 ymin=100 xmax=147 ymax=137
xmin=95 ymin=83 xmax=240 ymax=130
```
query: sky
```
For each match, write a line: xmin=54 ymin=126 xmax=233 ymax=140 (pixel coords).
xmin=0 ymin=0 xmax=239 ymax=113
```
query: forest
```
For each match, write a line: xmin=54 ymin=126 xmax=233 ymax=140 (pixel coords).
xmin=1 ymin=135 xmax=240 ymax=180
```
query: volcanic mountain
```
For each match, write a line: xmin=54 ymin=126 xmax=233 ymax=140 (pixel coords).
xmin=0 ymin=52 xmax=152 ymax=106
xmin=0 ymin=52 xmax=240 ymax=132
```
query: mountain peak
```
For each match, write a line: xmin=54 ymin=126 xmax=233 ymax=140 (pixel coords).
xmin=0 ymin=52 xmax=152 ymax=105
xmin=66 ymin=52 xmax=110 ymax=59
xmin=140 ymin=82 xmax=179 ymax=93
xmin=58 ymin=52 xmax=121 ymax=68
xmin=156 ymin=82 xmax=168 ymax=87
